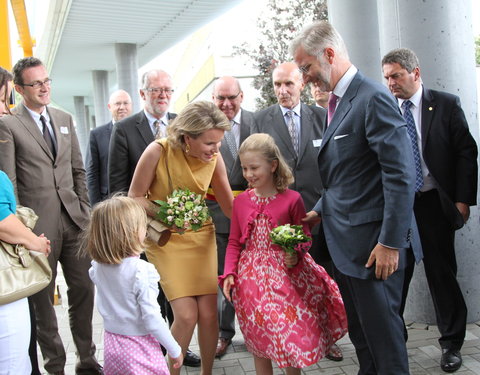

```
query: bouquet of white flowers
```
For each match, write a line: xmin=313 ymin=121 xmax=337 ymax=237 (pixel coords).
xmin=154 ymin=188 xmax=210 ymax=233
xmin=269 ymin=224 xmax=312 ymax=256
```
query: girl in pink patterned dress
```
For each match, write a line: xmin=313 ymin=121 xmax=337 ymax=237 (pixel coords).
xmin=83 ymin=196 xmax=183 ymax=375
xmin=220 ymin=134 xmax=347 ymax=374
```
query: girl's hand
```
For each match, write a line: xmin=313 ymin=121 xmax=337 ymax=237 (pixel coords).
xmin=284 ymin=251 xmax=298 ymax=267
xmin=222 ymin=275 xmax=235 ymax=303
xmin=169 ymin=352 xmax=183 ymax=369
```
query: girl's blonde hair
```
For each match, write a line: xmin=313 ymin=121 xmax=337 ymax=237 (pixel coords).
xmin=166 ymin=101 xmax=231 ymax=148
xmin=238 ymin=133 xmax=294 ymax=192
xmin=83 ymin=196 xmax=147 ymax=264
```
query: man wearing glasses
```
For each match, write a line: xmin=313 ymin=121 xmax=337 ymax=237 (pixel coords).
xmin=0 ymin=57 xmax=102 ymax=375
xmin=108 ymin=69 xmax=201 ymax=367
xmin=108 ymin=69 xmax=176 ymax=195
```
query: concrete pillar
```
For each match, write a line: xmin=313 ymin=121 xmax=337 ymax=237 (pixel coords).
xmin=74 ymin=96 xmax=88 ymax=158
xmin=85 ymin=105 xmax=91 ymax=132
xmin=327 ymin=0 xmax=382 ymax=82
xmin=92 ymin=70 xmax=110 ymax=126
xmin=378 ymin=0 xmax=480 ymax=323
xmin=115 ymin=43 xmax=141 ymax=112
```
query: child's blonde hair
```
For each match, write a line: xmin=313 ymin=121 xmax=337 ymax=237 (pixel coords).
xmin=239 ymin=133 xmax=294 ymax=192
xmin=83 ymin=196 xmax=147 ymax=264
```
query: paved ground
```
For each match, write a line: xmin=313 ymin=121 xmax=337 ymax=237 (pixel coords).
xmin=37 ymin=275 xmax=480 ymax=374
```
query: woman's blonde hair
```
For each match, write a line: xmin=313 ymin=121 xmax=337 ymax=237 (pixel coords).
xmin=82 ymin=196 xmax=147 ymax=264
xmin=167 ymin=101 xmax=230 ymax=148
xmin=238 ymin=133 xmax=294 ymax=192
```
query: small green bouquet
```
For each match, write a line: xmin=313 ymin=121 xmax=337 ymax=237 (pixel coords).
xmin=269 ymin=224 xmax=312 ymax=256
xmin=154 ymin=188 xmax=210 ymax=233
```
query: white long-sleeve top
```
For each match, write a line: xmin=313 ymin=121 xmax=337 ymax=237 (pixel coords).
xmin=89 ymin=256 xmax=181 ymax=358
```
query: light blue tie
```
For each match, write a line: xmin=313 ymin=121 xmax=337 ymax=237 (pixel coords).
xmin=224 ymin=123 xmax=237 ymax=159
xmin=402 ymin=100 xmax=424 ymax=192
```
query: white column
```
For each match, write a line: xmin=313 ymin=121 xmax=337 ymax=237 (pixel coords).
xmin=92 ymin=70 xmax=110 ymax=126
xmin=327 ymin=0 xmax=382 ymax=82
xmin=74 ymin=96 xmax=88 ymax=158
xmin=115 ymin=43 xmax=141 ymax=112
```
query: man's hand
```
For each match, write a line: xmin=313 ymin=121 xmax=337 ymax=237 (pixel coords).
xmin=302 ymin=210 xmax=321 ymax=227
xmin=455 ymin=202 xmax=470 ymax=223
xmin=365 ymin=243 xmax=399 ymax=280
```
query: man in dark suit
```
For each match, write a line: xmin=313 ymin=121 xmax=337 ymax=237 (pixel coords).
xmin=292 ymin=22 xmax=420 ymax=374
xmin=109 ymin=69 xmax=176 ymax=194
xmin=0 ymin=57 xmax=102 ymax=375
xmin=85 ymin=89 xmax=132 ymax=205
xmin=253 ymin=61 xmax=344 ymax=360
xmin=108 ymin=69 xmax=200 ymax=367
xmin=209 ymin=76 xmax=254 ymax=358
xmin=382 ymin=48 xmax=478 ymax=373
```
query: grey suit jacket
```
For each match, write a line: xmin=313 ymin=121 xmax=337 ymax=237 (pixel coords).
xmin=313 ymin=71 xmax=418 ymax=279
xmin=207 ymin=109 xmax=254 ymax=233
xmin=253 ymin=103 xmax=326 ymax=234
xmin=85 ymin=121 xmax=113 ymax=205
xmin=108 ymin=110 xmax=176 ymax=194
xmin=0 ymin=102 xmax=90 ymax=237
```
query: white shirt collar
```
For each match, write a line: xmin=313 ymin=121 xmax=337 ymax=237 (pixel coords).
xmin=232 ymin=109 xmax=242 ymax=125
xmin=332 ymin=65 xmax=358 ymax=99
xmin=279 ymin=102 xmax=302 ymax=117
xmin=398 ymin=85 xmax=423 ymax=109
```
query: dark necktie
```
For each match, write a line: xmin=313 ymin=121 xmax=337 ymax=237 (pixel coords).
xmin=327 ymin=93 xmax=339 ymax=125
xmin=402 ymin=100 xmax=424 ymax=192
xmin=40 ymin=115 xmax=56 ymax=159
xmin=286 ymin=111 xmax=298 ymax=155
xmin=153 ymin=120 xmax=160 ymax=138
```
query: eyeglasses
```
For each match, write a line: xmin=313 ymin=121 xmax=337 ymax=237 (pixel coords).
xmin=215 ymin=92 xmax=241 ymax=101
xmin=298 ymin=64 xmax=311 ymax=75
xmin=22 ymin=78 xmax=52 ymax=89
xmin=143 ymin=87 xmax=174 ymax=95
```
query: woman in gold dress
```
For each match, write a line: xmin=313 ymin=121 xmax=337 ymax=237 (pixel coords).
xmin=129 ymin=101 xmax=233 ymax=375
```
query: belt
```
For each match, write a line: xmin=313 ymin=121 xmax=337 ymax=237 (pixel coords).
xmin=206 ymin=187 xmax=244 ymax=201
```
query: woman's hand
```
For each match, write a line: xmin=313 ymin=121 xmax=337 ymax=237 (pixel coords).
xmin=284 ymin=251 xmax=298 ymax=267
xmin=222 ymin=275 xmax=235 ymax=303
xmin=169 ymin=352 xmax=183 ymax=369
xmin=34 ymin=233 xmax=51 ymax=255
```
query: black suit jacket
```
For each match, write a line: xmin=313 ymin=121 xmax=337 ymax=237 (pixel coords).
xmin=253 ymin=103 xmax=326 ymax=216
xmin=108 ymin=110 xmax=176 ymax=194
xmin=207 ymin=109 xmax=254 ymax=233
xmin=419 ymin=87 xmax=478 ymax=229
xmin=85 ymin=121 xmax=113 ymax=205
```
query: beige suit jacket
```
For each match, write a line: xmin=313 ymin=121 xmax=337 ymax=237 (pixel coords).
xmin=0 ymin=103 xmax=90 ymax=238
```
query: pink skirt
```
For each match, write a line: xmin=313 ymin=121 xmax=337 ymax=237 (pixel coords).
xmin=104 ymin=331 xmax=169 ymax=375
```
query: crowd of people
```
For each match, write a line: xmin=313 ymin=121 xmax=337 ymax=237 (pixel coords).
xmin=0 ymin=19 xmax=477 ymax=375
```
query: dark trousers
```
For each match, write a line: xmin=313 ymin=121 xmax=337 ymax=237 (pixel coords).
xmin=28 ymin=297 xmax=41 ymax=375
xmin=401 ymin=190 xmax=467 ymax=350
xmin=216 ymin=233 xmax=236 ymax=340
xmin=335 ymin=267 xmax=409 ymax=375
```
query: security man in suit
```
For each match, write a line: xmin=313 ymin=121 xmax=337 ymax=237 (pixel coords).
xmin=85 ymin=89 xmax=132 ymax=205
xmin=209 ymin=76 xmax=254 ymax=358
xmin=108 ymin=69 xmax=200 ymax=367
xmin=382 ymin=48 xmax=478 ymax=373
xmin=293 ymin=22 xmax=420 ymax=374
xmin=0 ymin=57 xmax=102 ymax=375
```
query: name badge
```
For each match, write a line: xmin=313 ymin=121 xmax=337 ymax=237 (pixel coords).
xmin=60 ymin=127 xmax=69 ymax=134
xmin=312 ymin=139 xmax=322 ymax=147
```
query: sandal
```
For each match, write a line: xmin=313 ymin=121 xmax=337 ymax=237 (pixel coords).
xmin=326 ymin=343 xmax=343 ymax=361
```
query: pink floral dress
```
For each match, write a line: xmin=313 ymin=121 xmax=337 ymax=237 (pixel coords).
xmin=232 ymin=192 xmax=347 ymax=368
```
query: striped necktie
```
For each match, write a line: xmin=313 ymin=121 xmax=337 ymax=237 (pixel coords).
xmin=40 ymin=115 xmax=56 ymax=158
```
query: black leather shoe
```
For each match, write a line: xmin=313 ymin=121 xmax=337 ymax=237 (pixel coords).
xmin=76 ymin=364 xmax=104 ymax=375
xmin=441 ymin=349 xmax=462 ymax=373
xmin=184 ymin=349 xmax=201 ymax=367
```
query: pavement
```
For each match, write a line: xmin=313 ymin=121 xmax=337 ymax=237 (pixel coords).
xmin=37 ymin=274 xmax=480 ymax=375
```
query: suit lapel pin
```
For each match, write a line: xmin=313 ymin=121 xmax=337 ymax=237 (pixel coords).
xmin=428 ymin=107 xmax=433 ymax=111
xmin=60 ymin=126 xmax=69 ymax=134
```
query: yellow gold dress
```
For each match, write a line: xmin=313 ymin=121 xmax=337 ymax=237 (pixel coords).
xmin=145 ymin=139 xmax=217 ymax=301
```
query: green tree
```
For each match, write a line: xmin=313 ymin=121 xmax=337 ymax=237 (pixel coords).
xmin=235 ymin=0 xmax=328 ymax=109
xmin=475 ymin=36 xmax=480 ymax=66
